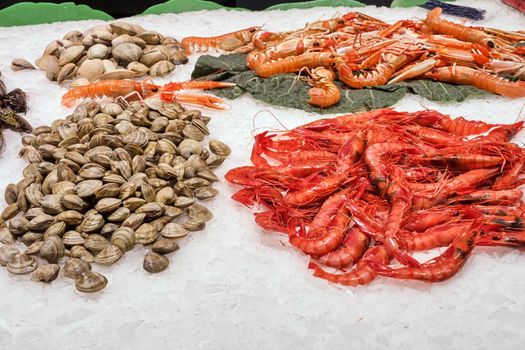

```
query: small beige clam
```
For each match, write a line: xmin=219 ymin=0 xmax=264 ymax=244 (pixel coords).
xmin=188 ymin=203 xmax=213 ymax=222
xmin=107 ymin=207 xmax=130 ymax=222
xmin=161 ymin=222 xmax=188 ymax=239
xmin=122 ymin=213 xmax=146 ymax=230
xmin=143 ymin=252 xmax=169 ymax=273
xmin=152 ymin=239 xmax=180 ymax=255
xmin=62 ymin=230 xmax=85 ymax=246
xmin=183 ymin=218 xmax=206 ymax=232
xmin=55 ymin=210 xmax=84 ymax=226
xmin=60 ymin=194 xmax=87 ymax=211
xmin=112 ymin=43 xmax=142 ymax=66
xmin=11 ymin=58 xmax=36 ymax=71
xmin=58 ymin=45 xmax=84 ymax=66
xmin=21 ymin=232 xmax=43 ymax=246
xmin=101 ymin=103 xmax=123 ymax=116
xmin=127 ymin=62 xmax=149 ymax=76
xmin=173 ymin=196 xmax=196 ymax=209
xmin=0 ymin=227 xmax=15 ymax=244
xmin=155 ymin=187 xmax=175 ymax=205
xmin=135 ymin=202 xmax=164 ymax=218
xmin=77 ymin=59 xmax=104 ymax=82
xmin=76 ymin=179 xmax=103 ymax=197
xmin=149 ymin=60 xmax=175 ymax=76
xmin=44 ymin=221 xmax=67 ymax=238
xmin=1 ymin=203 xmax=19 ymax=221
xmin=77 ymin=211 xmax=104 ymax=233
xmin=0 ymin=245 xmax=19 ymax=266
xmin=29 ymin=213 xmax=56 ymax=232
xmin=39 ymin=194 xmax=64 ymax=215
xmin=7 ymin=253 xmax=38 ymax=274
xmin=39 ymin=235 xmax=65 ymax=263
xmin=96 ymin=183 xmax=121 ymax=200
xmin=75 ymin=271 xmax=108 ymax=293
xmin=164 ymin=206 xmax=183 ymax=218
xmin=32 ymin=264 xmax=60 ymax=282
xmin=135 ymin=223 xmax=157 ymax=245
xmin=35 ymin=54 xmax=58 ymax=71
xmin=57 ymin=63 xmax=77 ymax=83
xmin=111 ymin=227 xmax=135 ymax=252
xmin=123 ymin=197 xmax=147 ymax=212
xmin=94 ymin=244 xmax=123 ymax=265
xmin=95 ymin=198 xmax=122 ymax=213
xmin=4 ymin=183 xmax=18 ymax=204
xmin=100 ymin=69 xmax=137 ymax=80
xmin=110 ymin=21 xmax=139 ymax=36
xmin=70 ymin=245 xmax=95 ymax=263
xmin=209 ymin=139 xmax=231 ymax=157
xmin=70 ymin=77 xmax=90 ymax=88
xmin=83 ymin=234 xmax=110 ymax=252
xmin=63 ymin=258 xmax=92 ymax=279
xmin=52 ymin=181 xmax=77 ymax=196
xmin=194 ymin=186 xmax=219 ymax=200
xmin=87 ymin=44 xmax=109 ymax=59
xmin=25 ymin=241 xmax=44 ymax=255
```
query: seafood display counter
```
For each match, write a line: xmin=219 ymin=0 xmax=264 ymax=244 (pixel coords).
xmin=0 ymin=0 xmax=523 ymax=349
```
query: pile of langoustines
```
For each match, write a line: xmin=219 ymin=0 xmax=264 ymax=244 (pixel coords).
xmin=0 ymin=97 xmax=230 ymax=293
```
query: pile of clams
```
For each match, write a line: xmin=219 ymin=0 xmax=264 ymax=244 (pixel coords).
xmin=0 ymin=97 xmax=230 ymax=293
xmin=12 ymin=21 xmax=188 ymax=84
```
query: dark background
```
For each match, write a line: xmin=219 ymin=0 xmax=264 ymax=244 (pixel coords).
xmin=0 ymin=0 xmax=393 ymax=17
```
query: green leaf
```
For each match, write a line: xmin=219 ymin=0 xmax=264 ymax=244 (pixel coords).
xmin=196 ymin=54 xmax=486 ymax=114
xmin=0 ymin=2 xmax=113 ymax=27
xmin=142 ymin=0 xmax=248 ymax=15
xmin=265 ymin=0 xmax=365 ymax=11
xmin=191 ymin=53 xmax=248 ymax=80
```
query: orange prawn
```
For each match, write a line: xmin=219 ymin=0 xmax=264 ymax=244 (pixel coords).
xmin=307 ymin=67 xmax=340 ymax=108
xmin=425 ymin=8 xmax=495 ymax=47
xmin=181 ymin=26 xmax=260 ymax=54
xmin=309 ymin=245 xmax=391 ymax=286
xmin=254 ymin=52 xmax=339 ymax=78
xmin=426 ymin=66 xmax=525 ymax=98
xmin=61 ymin=80 xmax=160 ymax=108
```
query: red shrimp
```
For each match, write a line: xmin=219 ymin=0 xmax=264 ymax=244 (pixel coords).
xmin=316 ymin=227 xmax=370 ymax=269
xmin=450 ymin=188 xmax=523 ymax=205
xmin=289 ymin=204 xmax=351 ymax=256
xmin=335 ymin=133 xmax=366 ymax=173
xmin=254 ymin=52 xmax=339 ymax=78
xmin=492 ymin=153 xmax=525 ymax=190
xmin=398 ymin=222 xmax=472 ymax=251
xmin=477 ymin=231 xmax=525 ymax=248
xmin=285 ymin=173 xmax=355 ymax=206
xmin=182 ymin=26 xmax=260 ymax=54
xmin=371 ymin=223 xmax=480 ymax=282
xmin=403 ymin=207 xmax=463 ymax=232
xmin=309 ymin=245 xmax=391 ymax=286
xmin=410 ymin=110 xmax=499 ymax=136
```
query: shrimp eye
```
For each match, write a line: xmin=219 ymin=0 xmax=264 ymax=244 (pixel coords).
xmin=151 ymin=87 xmax=159 ymax=93
xmin=313 ymin=42 xmax=320 ymax=47
xmin=487 ymin=40 xmax=495 ymax=48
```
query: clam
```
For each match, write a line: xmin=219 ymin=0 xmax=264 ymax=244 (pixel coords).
xmin=70 ymin=245 xmax=95 ymax=263
xmin=75 ymin=271 xmax=108 ymax=293
xmin=155 ymin=187 xmax=175 ymax=205
xmin=188 ymin=203 xmax=213 ymax=222
xmin=149 ymin=60 xmax=175 ymax=76
xmin=164 ymin=206 xmax=183 ymax=218
xmin=79 ymin=163 xmax=106 ymax=179
xmin=194 ymin=186 xmax=219 ymax=200
xmin=35 ymin=54 xmax=58 ymax=72
xmin=152 ymin=239 xmax=180 ymax=255
xmin=100 ymin=69 xmax=137 ymax=80
xmin=110 ymin=22 xmax=139 ymax=36
xmin=209 ymin=139 xmax=231 ymax=157
xmin=138 ymin=31 xmax=162 ymax=45
xmin=63 ymin=258 xmax=91 ymax=279
xmin=95 ymin=198 xmax=122 ymax=213
xmin=25 ymin=241 xmax=44 ymax=255
xmin=61 ymin=194 xmax=87 ymax=211
xmin=94 ymin=244 xmax=123 ymax=265
xmin=0 ymin=245 xmax=19 ymax=266
xmin=87 ymin=44 xmax=109 ymax=59
xmin=7 ymin=253 xmax=37 ymax=274
xmin=123 ymin=197 xmax=147 ymax=212
xmin=173 ymin=196 xmax=196 ymax=209
xmin=141 ymin=182 xmax=156 ymax=202
xmin=57 ymin=63 xmax=77 ymax=83
xmin=39 ymin=194 xmax=64 ymax=215
xmin=135 ymin=223 xmax=157 ymax=245
xmin=127 ymin=62 xmax=149 ymax=76
xmin=44 ymin=221 xmax=67 ymax=238
xmin=161 ymin=222 xmax=188 ymax=239
xmin=32 ymin=264 xmax=60 ymax=282
xmin=178 ymin=139 xmax=202 ymax=159
xmin=62 ymin=230 xmax=85 ymax=246
xmin=58 ymin=45 xmax=84 ymax=66
xmin=111 ymin=34 xmax=132 ymax=47
xmin=102 ymin=59 xmax=117 ymax=73
xmin=122 ymin=213 xmax=146 ymax=230
xmin=136 ymin=202 xmax=164 ymax=218
xmin=1 ymin=203 xmax=19 ymax=221
xmin=4 ymin=183 xmax=18 ymax=204
xmin=21 ymin=232 xmax=43 ymax=246
xmin=140 ymin=46 xmax=170 ymax=67
xmin=77 ymin=59 xmax=104 ymax=82
xmin=183 ymin=218 xmax=206 ymax=232
xmin=118 ymin=182 xmax=137 ymax=200
xmin=83 ymin=234 xmax=110 ymax=252
xmin=39 ymin=235 xmax=65 ymax=263
xmin=111 ymin=227 xmax=135 ymax=252
xmin=70 ymin=77 xmax=90 ymax=88
xmin=101 ymin=103 xmax=123 ymax=116
xmin=182 ymin=124 xmax=204 ymax=141
xmin=11 ymin=58 xmax=36 ymax=71
xmin=0 ymin=227 xmax=15 ymax=244
xmin=55 ymin=210 xmax=84 ymax=226
xmin=96 ymin=183 xmax=121 ymax=199
xmin=26 ymin=207 xmax=46 ymax=221
xmin=143 ymin=252 xmax=169 ymax=273
xmin=29 ymin=213 xmax=56 ymax=232
xmin=77 ymin=211 xmax=104 ymax=233
xmin=76 ymin=179 xmax=103 ymax=197
xmin=52 ymin=181 xmax=76 ymax=196
xmin=112 ymin=43 xmax=142 ymax=66
xmin=107 ymin=207 xmax=130 ymax=222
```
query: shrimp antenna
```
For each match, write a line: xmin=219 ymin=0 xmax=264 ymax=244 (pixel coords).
xmin=251 ymin=109 xmax=289 ymax=137
xmin=514 ymin=103 xmax=525 ymax=123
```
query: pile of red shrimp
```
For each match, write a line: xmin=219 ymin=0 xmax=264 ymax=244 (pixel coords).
xmin=226 ymin=108 xmax=525 ymax=286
